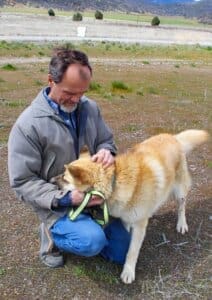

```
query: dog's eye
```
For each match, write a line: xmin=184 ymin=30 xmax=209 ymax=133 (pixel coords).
xmin=62 ymin=175 xmax=69 ymax=183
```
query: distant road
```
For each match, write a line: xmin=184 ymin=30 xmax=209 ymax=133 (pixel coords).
xmin=0 ymin=13 xmax=212 ymax=45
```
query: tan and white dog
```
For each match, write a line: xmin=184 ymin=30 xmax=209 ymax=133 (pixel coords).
xmin=54 ymin=129 xmax=209 ymax=284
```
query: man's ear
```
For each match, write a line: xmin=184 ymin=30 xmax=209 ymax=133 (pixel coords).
xmin=48 ymin=74 xmax=54 ymax=87
xmin=79 ymin=145 xmax=91 ymax=159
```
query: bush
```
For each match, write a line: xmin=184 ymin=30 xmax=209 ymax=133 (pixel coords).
xmin=151 ymin=16 xmax=160 ymax=26
xmin=73 ymin=12 xmax=83 ymax=21
xmin=48 ymin=8 xmax=55 ymax=17
xmin=95 ymin=10 xmax=103 ymax=20
xmin=111 ymin=80 xmax=131 ymax=91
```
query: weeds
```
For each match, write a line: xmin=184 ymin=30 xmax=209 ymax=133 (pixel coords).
xmin=123 ymin=124 xmax=140 ymax=132
xmin=146 ymin=86 xmax=159 ymax=95
xmin=34 ymin=80 xmax=44 ymax=86
xmin=142 ymin=61 xmax=150 ymax=65
xmin=2 ymin=64 xmax=17 ymax=71
xmin=89 ymin=81 xmax=102 ymax=91
xmin=111 ymin=80 xmax=131 ymax=91
xmin=0 ymin=100 xmax=26 ymax=107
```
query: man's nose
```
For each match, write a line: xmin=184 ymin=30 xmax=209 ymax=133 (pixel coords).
xmin=71 ymin=94 xmax=82 ymax=102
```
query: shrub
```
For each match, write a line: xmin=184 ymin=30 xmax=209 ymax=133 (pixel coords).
xmin=151 ymin=16 xmax=160 ymax=26
xmin=111 ymin=81 xmax=131 ymax=91
xmin=95 ymin=10 xmax=103 ymax=20
xmin=2 ymin=64 xmax=17 ymax=71
xmin=73 ymin=12 xmax=83 ymax=21
xmin=48 ymin=8 xmax=55 ymax=17
xmin=89 ymin=82 xmax=101 ymax=91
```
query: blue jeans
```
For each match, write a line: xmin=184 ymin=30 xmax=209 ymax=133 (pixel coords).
xmin=50 ymin=214 xmax=131 ymax=264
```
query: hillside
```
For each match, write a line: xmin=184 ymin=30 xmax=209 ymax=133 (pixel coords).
xmin=0 ymin=0 xmax=211 ymax=20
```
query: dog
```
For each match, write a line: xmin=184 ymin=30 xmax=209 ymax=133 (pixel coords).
xmin=53 ymin=129 xmax=209 ymax=284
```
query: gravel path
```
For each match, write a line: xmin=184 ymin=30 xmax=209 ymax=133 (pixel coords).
xmin=0 ymin=57 xmax=211 ymax=66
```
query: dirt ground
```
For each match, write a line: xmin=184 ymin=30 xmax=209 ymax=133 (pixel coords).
xmin=0 ymin=58 xmax=211 ymax=299
xmin=0 ymin=13 xmax=212 ymax=45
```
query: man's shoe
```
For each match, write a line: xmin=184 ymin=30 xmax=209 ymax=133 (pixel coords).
xmin=39 ymin=223 xmax=64 ymax=268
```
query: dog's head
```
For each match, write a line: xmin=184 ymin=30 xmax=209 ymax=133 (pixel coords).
xmin=52 ymin=146 xmax=99 ymax=192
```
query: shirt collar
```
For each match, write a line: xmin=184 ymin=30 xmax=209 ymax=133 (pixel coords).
xmin=43 ymin=87 xmax=60 ymax=114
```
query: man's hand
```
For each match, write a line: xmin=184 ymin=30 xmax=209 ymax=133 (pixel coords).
xmin=71 ymin=189 xmax=104 ymax=207
xmin=91 ymin=149 xmax=115 ymax=169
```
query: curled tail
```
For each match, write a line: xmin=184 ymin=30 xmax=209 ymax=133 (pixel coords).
xmin=175 ymin=130 xmax=209 ymax=154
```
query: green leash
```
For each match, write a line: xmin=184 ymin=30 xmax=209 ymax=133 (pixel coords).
xmin=69 ymin=190 xmax=109 ymax=226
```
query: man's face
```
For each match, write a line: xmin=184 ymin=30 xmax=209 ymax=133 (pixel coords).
xmin=48 ymin=64 xmax=91 ymax=112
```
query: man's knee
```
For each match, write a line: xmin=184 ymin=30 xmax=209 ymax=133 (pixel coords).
xmin=53 ymin=223 xmax=108 ymax=257
xmin=78 ymin=228 xmax=108 ymax=256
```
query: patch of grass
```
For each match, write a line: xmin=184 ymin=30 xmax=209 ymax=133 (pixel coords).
xmin=105 ymin=44 xmax=111 ymax=51
xmin=190 ymin=63 xmax=196 ymax=67
xmin=72 ymin=262 xmax=118 ymax=284
xmin=89 ymin=81 xmax=102 ymax=91
xmin=111 ymin=80 xmax=131 ymax=92
xmin=0 ymin=137 xmax=8 ymax=144
xmin=34 ymin=80 xmax=44 ymax=86
xmin=174 ymin=64 xmax=180 ymax=68
xmin=38 ymin=51 xmax=45 ymax=56
xmin=146 ymin=86 xmax=159 ymax=95
xmin=103 ymin=92 xmax=113 ymax=100
xmin=0 ymin=268 xmax=6 ymax=276
xmin=123 ymin=124 xmax=140 ymax=132
xmin=205 ymin=160 xmax=212 ymax=168
xmin=136 ymin=87 xmax=144 ymax=96
xmin=142 ymin=60 xmax=150 ymax=65
xmin=0 ymin=77 xmax=6 ymax=83
xmin=1 ymin=64 xmax=17 ymax=71
xmin=0 ymin=100 xmax=27 ymax=107
xmin=0 ymin=41 xmax=212 ymax=63
xmin=72 ymin=265 xmax=86 ymax=277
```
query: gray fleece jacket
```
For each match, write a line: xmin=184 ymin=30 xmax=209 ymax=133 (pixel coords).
xmin=8 ymin=89 xmax=117 ymax=228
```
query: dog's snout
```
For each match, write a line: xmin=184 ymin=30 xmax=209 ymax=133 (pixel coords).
xmin=50 ymin=174 xmax=62 ymax=184
xmin=50 ymin=176 xmax=57 ymax=184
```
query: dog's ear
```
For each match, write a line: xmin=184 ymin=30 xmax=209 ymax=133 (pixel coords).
xmin=79 ymin=145 xmax=91 ymax=159
xmin=67 ymin=165 xmax=90 ymax=184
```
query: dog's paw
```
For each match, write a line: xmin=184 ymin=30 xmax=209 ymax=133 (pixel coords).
xmin=120 ymin=264 xmax=135 ymax=284
xmin=177 ymin=219 xmax=188 ymax=234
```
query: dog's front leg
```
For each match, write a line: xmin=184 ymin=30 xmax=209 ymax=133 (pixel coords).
xmin=121 ymin=218 xmax=148 ymax=284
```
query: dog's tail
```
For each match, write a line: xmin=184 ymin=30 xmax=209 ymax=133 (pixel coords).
xmin=175 ymin=130 xmax=209 ymax=154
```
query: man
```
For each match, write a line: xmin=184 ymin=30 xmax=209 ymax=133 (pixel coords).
xmin=8 ymin=47 xmax=130 ymax=268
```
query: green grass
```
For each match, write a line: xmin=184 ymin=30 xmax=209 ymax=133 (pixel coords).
xmin=1 ymin=64 xmax=17 ymax=71
xmin=142 ymin=60 xmax=150 ymax=65
xmin=123 ymin=124 xmax=140 ymax=133
xmin=111 ymin=80 xmax=131 ymax=91
xmin=0 ymin=100 xmax=27 ymax=107
xmin=71 ymin=261 xmax=119 ymax=284
xmin=146 ymin=86 xmax=159 ymax=95
xmin=34 ymin=79 xmax=44 ymax=86
xmin=0 ymin=41 xmax=212 ymax=63
xmin=89 ymin=81 xmax=102 ymax=91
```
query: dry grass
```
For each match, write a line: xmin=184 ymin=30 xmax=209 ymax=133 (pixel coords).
xmin=0 ymin=46 xmax=211 ymax=299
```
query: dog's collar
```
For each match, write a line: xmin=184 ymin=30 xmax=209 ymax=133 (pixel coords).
xmin=69 ymin=190 xmax=109 ymax=226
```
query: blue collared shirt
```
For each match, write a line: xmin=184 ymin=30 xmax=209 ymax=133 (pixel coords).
xmin=43 ymin=87 xmax=77 ymax=208
xmin=43 ymin=87 xmax=77 ymax=131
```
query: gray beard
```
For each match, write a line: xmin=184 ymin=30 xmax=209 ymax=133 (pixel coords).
xmin=60 ymin=104 xmax=77 ymax=113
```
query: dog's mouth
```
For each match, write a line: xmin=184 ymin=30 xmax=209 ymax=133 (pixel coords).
xmin=50 ymin=174 xmax=71 ymax=189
